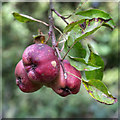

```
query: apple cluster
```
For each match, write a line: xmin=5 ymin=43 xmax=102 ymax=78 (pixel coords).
xmin=15 ymin=43 xmax=82 ymax=97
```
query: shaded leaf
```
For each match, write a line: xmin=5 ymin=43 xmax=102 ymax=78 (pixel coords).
xmin=85 ymin=45 xmax=104 ymax=80
xmin=82 ymin=79 xmax=117 ymax=105
xmin=64 ymin=40 xmax=86 ymax=58
xmin=76 ymin=9 xmax=115 ymax=29
xmin=63 ymin=40 xmax=103 ymax=72
xmin=88 ymin=50 xmax=104 ymax=68
xmin=85 ymin=69 xmax=103 ymax=81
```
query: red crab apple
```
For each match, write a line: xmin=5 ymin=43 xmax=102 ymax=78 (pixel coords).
xmin=15 ymin=60 xmax=43 ymax=93
xmin=51 ymin=60 xmax=81 ymax=97
xmin=22 ymin=43 xmax=60 ymax=84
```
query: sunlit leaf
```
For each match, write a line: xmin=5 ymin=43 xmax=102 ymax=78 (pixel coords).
xmin=76 ymin=9 xmax=115 ymax=29
xmin=12 ymin=12 xmax=35 ymax=22
xmin=68 ymin=56 xmax=101 ymax=71
xmin=63 ymin=19 xmax=84 ymax=33
xmin=12 ymin=12 xmax=49 ymax=27
xmin=66 ymin=18 xmax=106 ymax=46
xmin=82 ymin=79 xmax=117 ymax=105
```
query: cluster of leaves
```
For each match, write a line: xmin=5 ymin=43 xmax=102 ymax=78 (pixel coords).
xmin=63 ymin=9 xmax=117 ymax=105
xmin=12 ymin=8 xmax=117 ymax=105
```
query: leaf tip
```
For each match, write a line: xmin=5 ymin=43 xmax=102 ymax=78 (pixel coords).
xmin=12 ymin=12 xmax=15 ymax=16
xmin=114 ymin=97 xmax=117 ymax=104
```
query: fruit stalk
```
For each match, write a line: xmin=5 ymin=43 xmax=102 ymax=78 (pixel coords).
xmin=49 ymin=0 xmax=67 ymax=79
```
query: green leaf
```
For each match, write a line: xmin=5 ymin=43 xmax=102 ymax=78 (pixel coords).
xmin=85 ymin=69 xmax=103 ymax=81
xmin=12 ymin=12 xmax=48 ymax=27
xmin=63 ymin=40 xmax=103 ymax=72
xmin=64 ymin=40 xmax=86 ymax=58
xmin=85 ymin=46 xmax=104 ymax=80
xmin=63 ymin=19 xmax=85 ymax=33
xmin=67 ymin=18 xmax=105 ymax=46
xmin=76 ymin=9 xmax=115 ymax=29
xmin=76 ymin=9 xmax=112 ymax=20
xmin=12 ymin=12 xmax=35 ymax=23
xmin=82 ymin=79 xmax=117 ymax=105
xmin=63 ymin=40 xmax=99 ymax=71
xmin=88 ymin=46 xmax=104 ymax=68
xmin=68 ymin=56 xmax=101 ymax=71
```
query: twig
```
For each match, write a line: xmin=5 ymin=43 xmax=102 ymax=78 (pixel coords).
xmin=54 ymin=26 xmax=63 ymax=35
xmin=61 ymin=0 xmax=88 ymax=20
xmin=31 ymin=16 xmax=63 ymax=35
xmin=44 ymin=34 xmax=50 ymax=44
xmin=49 ymin=0 xmax=67 ymax=79
xmin=62 ymin=40 xmax=78 ymax=61
xmin=66 ymin=71 xmax=82 ymax=81
xmin=52 ymin=8 xmax=69 ymax=25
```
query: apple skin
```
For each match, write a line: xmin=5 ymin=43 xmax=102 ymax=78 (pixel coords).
xmin=15 ymin=60 xmax=43 ymax=93
xmin=22 ymin=43 xmax=60 ymax=84
xmin=51 ymin=60 xmax=81 ymax=97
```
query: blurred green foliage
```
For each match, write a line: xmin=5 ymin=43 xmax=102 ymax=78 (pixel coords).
xmin=2 ymin=2 xmax=119 ymax=118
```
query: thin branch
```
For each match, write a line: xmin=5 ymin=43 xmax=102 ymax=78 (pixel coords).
xmin=62 ymin=40 xmax=78 ymax=61
xmin=61 ymin=0 xmax=88 ymax=20
xmin=49 ymin=0 xmax=67 ymax=79
xmin=66 ymin=71 xmax=82 ymax=81
xmin=31 ymin=16 xmax=62 ymax=34
xmin=44 ymin=33 xmax=50 ymax=44
xmin=54 ymin=26 xmax=63 ymax=35
xmin=52 ymin=8 xmax=69 ymax=25
xmin=32 ymin=17 xmax=49 ymax=26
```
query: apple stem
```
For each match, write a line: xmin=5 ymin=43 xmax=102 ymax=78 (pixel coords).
xmin=49 ymin=0 xmax=67 ymax=79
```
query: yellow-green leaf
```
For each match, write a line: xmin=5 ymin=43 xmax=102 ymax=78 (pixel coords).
xmin=82 ymin=79 xmax=117 ymax=105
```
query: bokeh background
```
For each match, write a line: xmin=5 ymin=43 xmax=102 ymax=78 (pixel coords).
xmin=2 ymin=2 xmax=119 ymax=118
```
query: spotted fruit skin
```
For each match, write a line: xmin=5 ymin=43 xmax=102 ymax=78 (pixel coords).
xmin=52 ymin=60 xmax=81 ymax=97
xmin=15 ymin=60 xmax=43 ymax=93
xmin=22 ymin=44 xmax=60 ymax=84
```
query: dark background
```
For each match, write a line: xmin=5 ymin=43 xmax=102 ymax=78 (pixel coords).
xmin=2 ymin=2 xmax=119 ymax=118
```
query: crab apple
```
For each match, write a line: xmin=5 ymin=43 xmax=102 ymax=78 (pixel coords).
xmin=22 ymin=43 xmax=60 ymax=84
xmin=15 ymin=60 xmax=43 ymax=93
xmin=52 ymin=60 xmax=81 ymax=97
